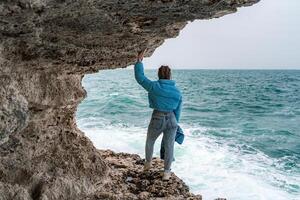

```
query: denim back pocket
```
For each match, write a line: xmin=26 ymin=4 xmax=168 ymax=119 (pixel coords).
xmin=149 ymin=116 xmax=164 ymax=130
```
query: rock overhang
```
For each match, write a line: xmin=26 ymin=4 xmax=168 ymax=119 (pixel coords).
xmin=1 ymin=0 xmax=260 ymax=72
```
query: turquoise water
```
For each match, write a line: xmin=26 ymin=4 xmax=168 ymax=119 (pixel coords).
xmin=76 ymin=69 xmax=300 ymax=200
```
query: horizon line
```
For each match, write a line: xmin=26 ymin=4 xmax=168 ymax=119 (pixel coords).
xmin=123 ymin=67 xmax=300 ymax=70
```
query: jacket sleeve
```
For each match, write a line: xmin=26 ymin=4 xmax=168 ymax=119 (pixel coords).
xmin=134 ymin=61 xmax=153 ymax=92
xmin=174 ymin=97 xmax=182 ymax=122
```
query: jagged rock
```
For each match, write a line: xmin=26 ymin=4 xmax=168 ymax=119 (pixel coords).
xmin=94 ymin=150 xmax=202 ymax=200
xmin=0 ymin=0 xmax=259 ymax=199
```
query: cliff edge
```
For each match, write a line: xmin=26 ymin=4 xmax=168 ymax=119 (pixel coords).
xmin=94 ymin=150 xmax=202 ymax=200
xmin=0 ymin=0 xmax=259 ymax=199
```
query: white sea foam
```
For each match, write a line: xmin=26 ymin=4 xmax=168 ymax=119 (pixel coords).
xmin=78 ymin=121 xmax=300 ymax=200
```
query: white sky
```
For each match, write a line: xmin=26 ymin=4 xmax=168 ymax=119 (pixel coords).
xmin=143 ymin=0 xmax=300 ymax=69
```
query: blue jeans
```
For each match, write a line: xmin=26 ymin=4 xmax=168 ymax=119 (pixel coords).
xmin=145 ymin=110 xmax=177 ymax=172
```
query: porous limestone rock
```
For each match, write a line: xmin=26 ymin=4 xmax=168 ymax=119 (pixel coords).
xmin=0 ymin=0 xmax=259 ymax=199
xmin=94 ymin=150 xmax=202 ymax=200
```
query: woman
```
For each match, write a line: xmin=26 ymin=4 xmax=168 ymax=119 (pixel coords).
xmin=134 ymin=50 xmax=182 ymax=181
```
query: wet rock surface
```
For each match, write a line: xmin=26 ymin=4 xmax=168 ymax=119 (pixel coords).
xmin=0 ymin=0 xmax=259 ymax=199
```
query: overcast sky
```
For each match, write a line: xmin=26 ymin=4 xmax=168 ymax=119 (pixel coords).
xmin=142 ymin=0 xmax=300 ymax=69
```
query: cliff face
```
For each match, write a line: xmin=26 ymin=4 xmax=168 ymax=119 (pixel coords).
xmin=0 ymin=0 xmax=259 ymax=199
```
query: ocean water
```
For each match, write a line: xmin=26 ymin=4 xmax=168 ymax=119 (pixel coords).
xmin=76 ymin=69 xmax=300 ymax=200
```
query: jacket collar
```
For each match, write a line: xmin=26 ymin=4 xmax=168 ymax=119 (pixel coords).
xmin=158 ymin=79 xmax=175 ymax=85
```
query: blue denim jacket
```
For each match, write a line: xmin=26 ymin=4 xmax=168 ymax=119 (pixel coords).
xmin=134 ymin=61 xmax=182 ymax=122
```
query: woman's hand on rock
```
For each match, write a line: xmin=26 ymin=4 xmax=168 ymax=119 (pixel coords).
xmin=137 ymin=49 xmax=146 ymax=62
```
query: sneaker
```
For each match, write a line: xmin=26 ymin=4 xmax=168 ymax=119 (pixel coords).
xmin=162 ymin=172 xmax=171 ymax=181
xmin=143 ymin=162 xmax=151 ymax=171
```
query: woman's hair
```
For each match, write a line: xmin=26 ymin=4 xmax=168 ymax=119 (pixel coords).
xmin=158 ymin=65 xmax=171 ymax=80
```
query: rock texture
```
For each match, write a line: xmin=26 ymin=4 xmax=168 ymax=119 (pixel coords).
xmin=94 ymin=150 xmax=202 ymax=200
xmin=0 ymin=0 xmax=259 ymax=199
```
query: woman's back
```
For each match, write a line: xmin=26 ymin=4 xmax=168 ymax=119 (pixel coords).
xmin=134 ymin=61 xmax=182 ymax=122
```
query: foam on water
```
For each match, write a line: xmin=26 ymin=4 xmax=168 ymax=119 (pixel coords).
xmin=77 ymin=118 xmax=300 ymax=200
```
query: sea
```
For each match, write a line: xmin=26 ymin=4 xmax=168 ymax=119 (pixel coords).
xmin=76 ymin=69 xmax=300 ymax=200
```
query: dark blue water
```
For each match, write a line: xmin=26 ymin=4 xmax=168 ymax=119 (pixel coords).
xmin=76 ymin=69 xmax=300 ymax=200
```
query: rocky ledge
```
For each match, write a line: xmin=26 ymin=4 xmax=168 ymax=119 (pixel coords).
xmin=0 ymin=0 xmax=259 ymax=199
xmin=94 ymin=150 xmax=201 ymax=200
